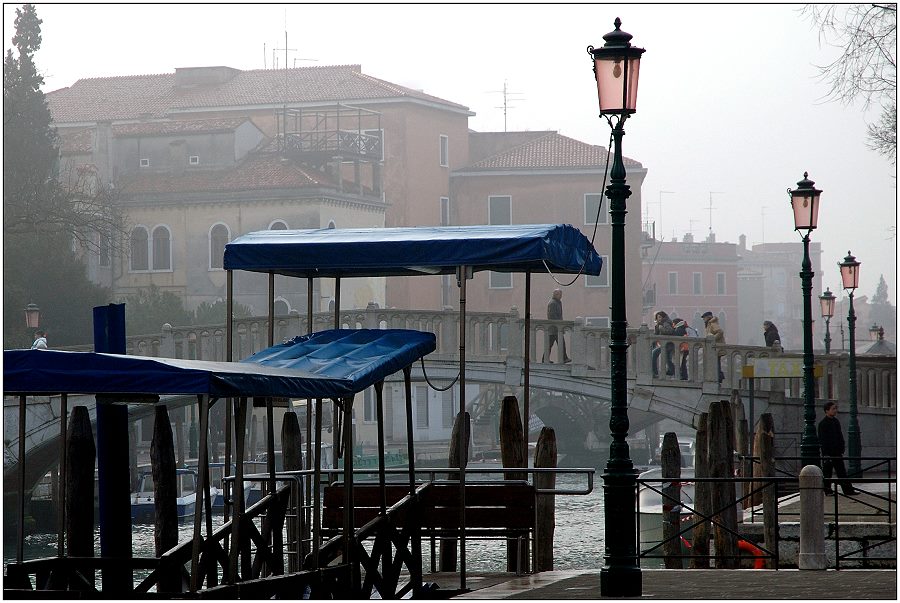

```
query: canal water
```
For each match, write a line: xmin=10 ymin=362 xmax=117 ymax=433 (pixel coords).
xmin=5 ymin=473 xmax=607 ymax=574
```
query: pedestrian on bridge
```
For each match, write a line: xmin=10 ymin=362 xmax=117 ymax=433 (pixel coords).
xmin=763 ymin=321 xmax=781 ymax=348
xmin=652 ymin=311 xmax=675 ymax=378
xmin=701 ymin=311 xmax=725 ymax=383
xmin=31 ymin=330 xmax=48 ymax=349
xmin=544 ymin=288 xmax=570 ymax=363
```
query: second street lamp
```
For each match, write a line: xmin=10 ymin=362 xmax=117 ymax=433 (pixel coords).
xmin=788 ymin=172 xmax=822 ymax=468
xmin=588 ymin=17 xmax=644 ymax=598
xmin=819 ymin=288 xmax=835 ymax=354
xmin=839 ymin=251 xmax=862 ymax=477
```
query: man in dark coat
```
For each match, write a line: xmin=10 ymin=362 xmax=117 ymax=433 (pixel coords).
xmin=817 ymin=401 xmax=857 ymax=495
xmin=763 ymin=321 xmax=781 ymax=348
xmin=544 ymin=288 xmax=570 ymax=363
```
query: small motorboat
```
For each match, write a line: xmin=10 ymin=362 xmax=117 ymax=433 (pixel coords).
xmin=131 ymin=468 xmax=198 ymax=523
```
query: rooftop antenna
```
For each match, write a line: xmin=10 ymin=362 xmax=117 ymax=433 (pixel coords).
xmin=760 ymin=205 xmax=768 ymax=243
xmin=487 ymin=80 xmax=525 ymax=132
xmin=688 ymin=218 xmax=701 ymax=237
xmin=707 ymin=191 xmax=724 ymax=234
xmin=655 ymin=190 xmax=675 ymax=241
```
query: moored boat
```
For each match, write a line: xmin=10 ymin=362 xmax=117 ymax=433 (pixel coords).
xmin=130 ymin=468 xmax=198 ymax=523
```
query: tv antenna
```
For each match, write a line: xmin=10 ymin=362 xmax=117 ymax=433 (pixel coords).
xmin=707 ymin=191 xmax=724 ymax=234
xmin=652 ymin=190 xmax=675 ymax=241
xmin=487 ymin=80 xmax=525 ymax=132
xmin=760 ymin=205 xmax=768 ymax=243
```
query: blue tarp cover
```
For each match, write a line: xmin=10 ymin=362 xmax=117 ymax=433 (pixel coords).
xmin=223 ymin=224 xmax=603 ymax=278
xmin=4 ymin=329 xmax=435 ymax=398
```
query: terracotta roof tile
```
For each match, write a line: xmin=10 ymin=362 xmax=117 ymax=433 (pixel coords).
xmin=117 ymin=153 xmax=341 ymax=195
xmin=47 ymin=65 xmax=470 ymax=124
xmin=460 ymin=131 xmax=642 ymax=171
xmin=112 ymin=118 xmax=250 ymax=137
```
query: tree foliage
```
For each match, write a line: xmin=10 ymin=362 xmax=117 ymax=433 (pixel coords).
xmin=193 ymin=300 xmax=253 ymax=326
xmin=121 ymin=285 xmax=194 ymax=336
xmin=3 ymin=4 xmax=113 ymax=348
xmin=872 ymin=274 xmax=890 ymax=305
xmin=802 ymin=4 xmax=897 ymax=164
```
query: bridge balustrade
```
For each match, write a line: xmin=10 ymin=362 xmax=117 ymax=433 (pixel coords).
xmin=57 ymin=308 xmax=895 ymax=410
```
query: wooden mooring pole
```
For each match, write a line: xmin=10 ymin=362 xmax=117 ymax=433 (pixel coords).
xmin=66 ymin=405 xmax=95 ymax=589
xmin=709 ymin=400 xmax=738 ymax=568
xmin=150 ymin=404 xmax=180 ymax=593
xmin=534 ymin=426 xmax=556 ymax=572
xmin=690 ymin=412 xmax=709 ymax=568
xmin=282 ymin=410 xmax=304 ymax=570
xmin=660 ymin=432 xmax=682 ymax=568
xmin=499 ymin=395 xmax=527 ymax=573
xmin=439 ymin=411 xmax=470 ymax=571
xmin=755 ymin=412 xmax=779 ymax=568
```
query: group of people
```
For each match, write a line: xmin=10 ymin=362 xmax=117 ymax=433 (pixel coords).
xmin=651 ymin=310 xmax=722 ymax=381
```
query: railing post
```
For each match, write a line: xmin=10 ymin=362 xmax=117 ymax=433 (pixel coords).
xmin=798 ymin=465 xmax=826 ymax=569
xmin=160 ymin=323 xmax=175 ymax=358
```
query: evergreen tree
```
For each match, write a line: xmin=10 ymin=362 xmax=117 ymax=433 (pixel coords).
xmin=872 ymin=274 xmax=890 ymax=306
xmin=3 ymin=4 xmax=113 ymax=348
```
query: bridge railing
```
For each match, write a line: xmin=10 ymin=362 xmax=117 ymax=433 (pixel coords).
xmin=57 ymin=308 xmax=895 ymax=408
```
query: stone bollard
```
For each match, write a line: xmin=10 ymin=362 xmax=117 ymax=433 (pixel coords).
xmin=798 ymin=465 xmax=827 ymax=569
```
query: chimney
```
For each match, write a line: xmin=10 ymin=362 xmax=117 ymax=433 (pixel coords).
xmin=707 ymin=232 xmax=716 ymax=243
xmin=683 ymin=232 xmax=694 ymax=243
xmin=739 ymin=234 xmax=746 ymax=251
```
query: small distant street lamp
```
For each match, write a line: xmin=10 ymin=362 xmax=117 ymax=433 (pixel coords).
xmin=588 ymin=17 xmax=644 ymax=597
xmin=788 ymin=172 xmax=822 ymax=468
xmin=839 ymin=251 xmax=862 ymax=476
xmin=819 ymin=288 xmax=835 ymax=354
xmin=24 ymin=303 xmax=41 ymax=329
xmin=869 ymin=323 xmax=882 ymax=341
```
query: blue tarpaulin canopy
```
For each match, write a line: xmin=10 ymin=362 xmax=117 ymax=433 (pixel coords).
xmin=223 ymin=224 xmax=603 ymax=278
xmin=4 ymin=329 xmax=436 ymax=399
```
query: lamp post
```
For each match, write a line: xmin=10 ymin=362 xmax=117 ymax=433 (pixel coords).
xmin=24 ymin=303 xmax=41 ymax=348
xmin=819 ymin=288 xmax=835 ymax=354
xmin=788 ymin=172 xmax=822 ymax=468
xmin=839 ymin=251 xmax=861 ymax=477
xmin=588 ymin=18 xmax=644 ymax=597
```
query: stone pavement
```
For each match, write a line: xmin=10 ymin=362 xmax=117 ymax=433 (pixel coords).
xmin=446 ymin=568 xmax=897 ymax=599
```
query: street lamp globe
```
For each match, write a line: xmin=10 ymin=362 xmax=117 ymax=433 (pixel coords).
xmin=839 ymin=251 xmax=860 ymax=291
xmin=789 ymin=172 xmax=822 ymax=232
xmin=588 ymin=18 xmax=645 ymax=116
xmin=819 ymin=288 xmax=835 ymax=319
xmin=24 ymin=303 xmax=40 ymax=329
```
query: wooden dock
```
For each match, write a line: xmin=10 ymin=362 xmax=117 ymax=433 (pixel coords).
xmin=446 ymin=568 xmax=897 ymax=599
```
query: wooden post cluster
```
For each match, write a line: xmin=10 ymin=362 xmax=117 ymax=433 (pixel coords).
xmin=150 ymin=404 xmax=180 ymax=593
xmin=281 ymin=411 xmax=304 ymax=570
xmin=66 ymin=405 xmax=96 ymax=589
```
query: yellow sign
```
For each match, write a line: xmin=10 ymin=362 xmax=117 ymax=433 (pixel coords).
xmin=742 ymin=359 xmax=823 ymax=379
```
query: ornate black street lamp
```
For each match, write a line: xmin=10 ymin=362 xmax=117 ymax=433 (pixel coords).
xmin=788 ymin=172 xmax=822 ymax=468
xmin=819 ymin=288 xmax=835 ymax=354
xmin=24 ymin=303 xmax=40 ymax=329
xmin=839 ymin=251 xmax=861 ymax=476
xmin=588 ymin=17 xmax=644 ymax=597
xmin=869 ymin=323 xmax=882 ymax=341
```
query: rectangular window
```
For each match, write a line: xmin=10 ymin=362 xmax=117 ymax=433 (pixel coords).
xmin=139 ymin=158 xmax=150 ymax=167
xmin=415 ymin=385 xmax=429 ymax=428
xmin=585 ymin=257 xmax=609 ymax=287
xmin=490 ymin=271 xmax=513 ymax=289
xmin=441 ymin=389 xmax=455 ymax=429
xmin=363 ymin=387 xmax=375 ymax=422
xmin=439 ymin=135 xmax=449 ymax=167
xmin=693 ymin=272 xmax=702 ymax=295
xmin=98 ymin=231 xmax=110 ymax=267
xmin=189 ymin=155 xmax=199 ymax=165
xmin=584 ymin=193 xmax=608 ymax=225
xmin=440 ymin=197 xmax=450 ymax=226
xmin=668 ymin=272 xmax=678 ymax=294
xmin=717 ymin=272 xmax=726 ymax=295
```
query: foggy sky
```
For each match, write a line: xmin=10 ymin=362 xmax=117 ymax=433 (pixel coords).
xmin=4 ymin=3 xmax=896 ymax=302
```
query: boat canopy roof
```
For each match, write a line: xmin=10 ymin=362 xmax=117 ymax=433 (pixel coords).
xmin=223 ymin=224 xmax=603 ymax=278
xmin=4 ymin=329 xmax=435 ymax=398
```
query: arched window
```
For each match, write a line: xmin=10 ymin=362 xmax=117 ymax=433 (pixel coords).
xmin=130 ymin=226 xmax=149 ymax=271
xmin=152 ymin=225 xmax=172 ymax=270
xmin=269 ymin=220 xmax=288 ymax=230
xmin=209 ymin=223 xmax=230 ymax=270
xmin=274 ymin=298 xmax=290 ymax=316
